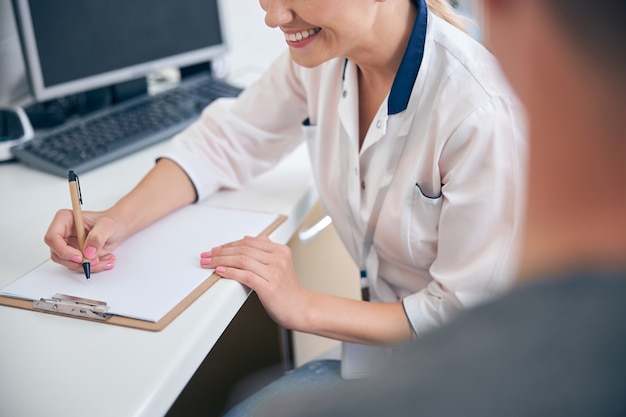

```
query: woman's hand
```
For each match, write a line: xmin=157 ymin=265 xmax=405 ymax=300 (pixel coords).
xmin=44 ymin=208 xmax=126 ymax=274
xmin=43 ymin=159 xmax=198 ymax=276
xmin=200 ymin=235 xmax=413 ymax=345
xmin=200 ymin=235 xmax=311 ymax=330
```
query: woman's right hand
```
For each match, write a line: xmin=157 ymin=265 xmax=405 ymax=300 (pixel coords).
xmin=43 ymin=158 xmax=198 ymax=275
xmin=44 ymin=208 xmax=126 ymax=274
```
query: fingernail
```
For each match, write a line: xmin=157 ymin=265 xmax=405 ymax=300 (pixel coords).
xmin=200 ymin=257 xmax=211 ymax=265
xmin=200 ymin=251 xmax=211 ymax=258
xmin=104 ymin=263 xmax=114 ymax=270
xmin=71 ymin=256 xmax=82 ymax=263
xmin=84 ymin=246 xmax=97 ymax=258
xmin=216 ymin=266 xmax=226 ymax=273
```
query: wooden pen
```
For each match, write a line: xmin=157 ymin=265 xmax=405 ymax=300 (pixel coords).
xmin=68 ymin=170 xmax=90 ymax=279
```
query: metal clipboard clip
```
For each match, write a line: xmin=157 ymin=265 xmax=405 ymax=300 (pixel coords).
xmin=33 ymin=293 xmax=111 ymax=320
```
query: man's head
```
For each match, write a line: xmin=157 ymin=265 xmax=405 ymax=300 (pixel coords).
xmin=479 ymin=0 xmax=626 ymax=278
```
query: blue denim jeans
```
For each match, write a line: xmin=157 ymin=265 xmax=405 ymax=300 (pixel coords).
xmin=222 ymin=360 xmax=347 ymax=417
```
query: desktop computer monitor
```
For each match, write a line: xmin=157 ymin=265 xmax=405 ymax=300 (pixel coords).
xmin=12 ymin=0 xmax=228 ymax=102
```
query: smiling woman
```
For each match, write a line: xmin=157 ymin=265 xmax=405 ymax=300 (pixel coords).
xmin=42 ymin=0 xmax=527 ymax=415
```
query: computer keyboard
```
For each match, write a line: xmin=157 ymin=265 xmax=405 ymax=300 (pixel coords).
xmin=11 ymin=73 xmax=242 ymax=177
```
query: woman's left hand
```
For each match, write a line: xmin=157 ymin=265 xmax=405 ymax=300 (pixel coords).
xmin=200 ymin=235 xmax=311 ymax=330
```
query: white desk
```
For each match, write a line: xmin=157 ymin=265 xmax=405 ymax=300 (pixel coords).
xmin=0 ymin=142 xmax=316 ymax=417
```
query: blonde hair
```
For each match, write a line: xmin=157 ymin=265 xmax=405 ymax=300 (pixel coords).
xmin=426 ymin=0 xmax=473 ymax=35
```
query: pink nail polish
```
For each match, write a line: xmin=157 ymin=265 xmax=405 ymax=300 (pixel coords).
xmin=200 ymin=257 xmax=211 ymax=265
xmin=216 ymin=266 xmax=226 ymax=273
xmin=84 ymin=246 xmax=97 ymax=258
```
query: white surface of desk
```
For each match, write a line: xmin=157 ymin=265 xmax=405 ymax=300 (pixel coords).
xmin=0 ymin=142 xmax=316 ymax=417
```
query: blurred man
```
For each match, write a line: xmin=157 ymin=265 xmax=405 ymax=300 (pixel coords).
xmin=261 ymin=0 xmax=626 ymax=415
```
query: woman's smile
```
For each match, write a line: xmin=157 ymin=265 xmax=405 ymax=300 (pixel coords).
xmin=283 ymin=27 xmax=321 ymax=48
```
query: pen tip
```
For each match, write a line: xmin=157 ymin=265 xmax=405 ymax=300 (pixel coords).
xmin=83 ymin=262 xmax=91 ymax=279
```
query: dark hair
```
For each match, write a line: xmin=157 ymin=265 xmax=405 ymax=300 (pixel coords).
xmin=543 ymin=0 xmax=626 ymax=76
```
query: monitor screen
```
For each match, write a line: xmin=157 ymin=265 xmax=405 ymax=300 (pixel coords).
xmin=13 ymin=0 xmax=228 ymax=102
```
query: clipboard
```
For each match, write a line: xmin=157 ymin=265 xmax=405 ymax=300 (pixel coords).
xmin=0 ymin=205 xmax=286 ymax=331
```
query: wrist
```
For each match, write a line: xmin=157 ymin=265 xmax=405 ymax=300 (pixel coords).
xmin=288 ymin=289 xmax=317 ymax=333
xmin=103 ymin=202 xmax=136 ymax=242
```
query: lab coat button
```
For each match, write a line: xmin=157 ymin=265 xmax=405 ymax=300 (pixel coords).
xmin=343 ymin=90 xmax=348 ymax=98
xmin=376 ymin=120 xmax=382 ymax=128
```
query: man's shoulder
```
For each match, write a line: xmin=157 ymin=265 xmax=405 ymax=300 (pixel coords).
xmin=385 ymin=270 xmax=626 ymax=416
xmin=434 ymin=269 xmax=626 ymax=345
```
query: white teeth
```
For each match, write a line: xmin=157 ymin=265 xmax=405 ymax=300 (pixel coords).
xmin=285 ymin=28 xmax=320 ymax=42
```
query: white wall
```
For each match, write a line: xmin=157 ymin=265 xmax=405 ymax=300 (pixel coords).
xmin=0 ymin=0 xmax=29 ymax=105
xmin=220 ymin=0 xmax=287 ymax=87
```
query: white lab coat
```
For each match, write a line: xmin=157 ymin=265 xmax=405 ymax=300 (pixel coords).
xmin=161 ymin=11 xmax=527 ymax=337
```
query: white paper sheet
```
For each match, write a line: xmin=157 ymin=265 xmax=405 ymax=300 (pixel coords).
xmin=0 ymin=205 xmax=279 ymax=322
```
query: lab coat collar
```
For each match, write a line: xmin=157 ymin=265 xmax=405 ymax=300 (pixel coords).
xmin=388 ymin=0 xmax=428 ymax=115
xmin=339 ymin=0 xmax=428 ymax=147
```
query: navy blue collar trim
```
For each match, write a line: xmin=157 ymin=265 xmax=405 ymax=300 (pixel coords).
xmin=341 ymin=0 xmax=427 ymax=114
xmin=388 ymin=0 xmax=427 ymax=115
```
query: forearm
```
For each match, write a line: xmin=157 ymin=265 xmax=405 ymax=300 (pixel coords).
xmin=298 ymin=292 xmax=414 ymax=346
xmin=107 ymin=158 xmax=197 ymax=240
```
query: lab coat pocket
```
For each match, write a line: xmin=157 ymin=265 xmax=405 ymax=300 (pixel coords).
xmin=407 ymin=183 xmax=443 ymax=266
